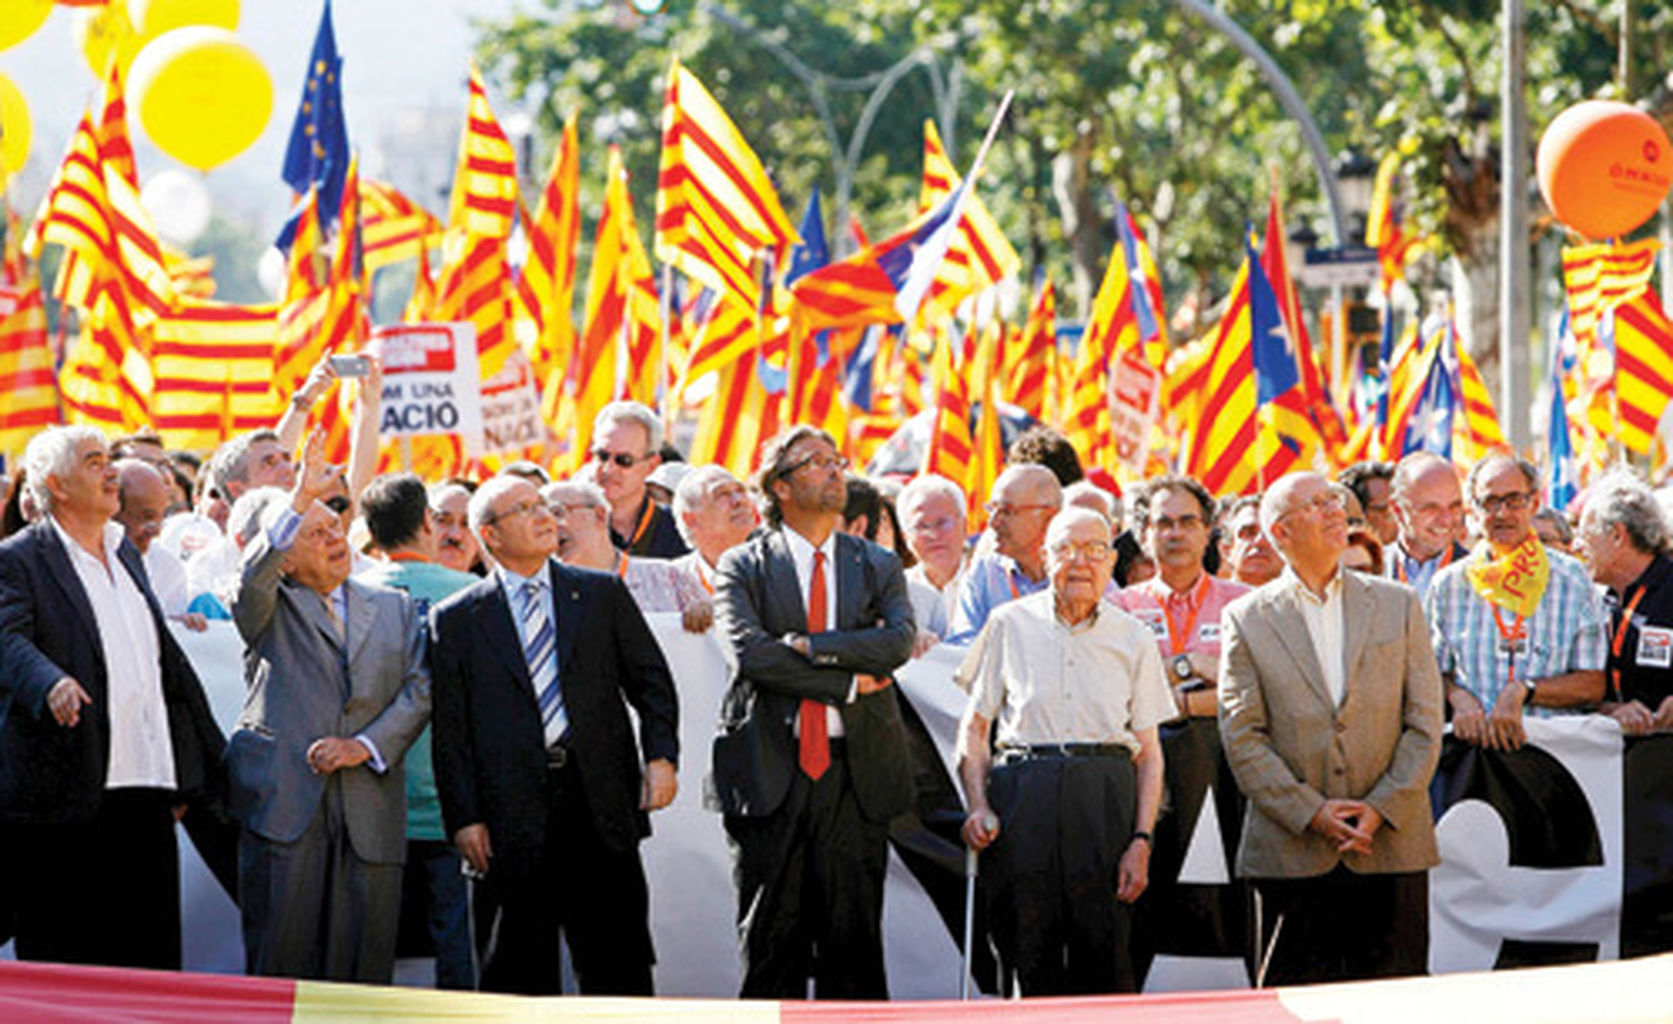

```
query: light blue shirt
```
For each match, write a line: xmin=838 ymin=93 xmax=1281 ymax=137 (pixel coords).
xmin=1424 ymin=546 xmax=1607 ymax=713
xmin=948 ymin=552 xmax=1052 ymax=645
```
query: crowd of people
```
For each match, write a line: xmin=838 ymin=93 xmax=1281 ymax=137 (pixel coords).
xmin=1 ymin=353 xmax=1670 ymax=1000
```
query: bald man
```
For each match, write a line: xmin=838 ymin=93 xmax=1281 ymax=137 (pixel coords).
xmin=948 ymin=465 xmax=1065 ymax=643
xmin=115 ymin=459 xmax=203 ymax=627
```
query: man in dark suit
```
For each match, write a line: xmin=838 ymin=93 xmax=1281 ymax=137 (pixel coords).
xmin=710 ymin=425 xmax=916 ymax=999
xmin=0 ymin=425 xmax=224 ymax=969
xmin=430 ymin=474 xmax=679 ymax=996
xmin=228 ymin=433 xmax=431 ymax=983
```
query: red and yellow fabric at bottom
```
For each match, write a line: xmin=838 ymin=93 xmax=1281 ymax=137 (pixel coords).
xmin=1 ymin=954 xmax=1671 ymax=1023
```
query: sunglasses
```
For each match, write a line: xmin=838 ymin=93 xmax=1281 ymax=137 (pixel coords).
xmin=591 ymin=449 xmax=650 ymax=469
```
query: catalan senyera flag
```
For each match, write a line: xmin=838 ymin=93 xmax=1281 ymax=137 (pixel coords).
xmin=688 ymin=347 xmax=782 ymax=479
xmin=1451 ymin=336 xmax=1506 ymax=461
xmin=918 ymin=119 xmax=1020 ymax=319
xmin=359 ymin=179 xmax=442 ymax=272
xmin=1112 ymin=200 xmax=1168 ymax=367
xmin=277 ymin=163 xmax=362 ymax=397
xmin=151 ymin=300 xmax=284 ymax=452
xmin=1008 ymin=272 xmax=1054 ymax=422
xmin=516 ymin=112 xmax=581 ymax=427
xmin=1383 ymin=315 xmax=1445 ymax=458
xmin=1063 ymin=220 xmax=1143 ymax=472
xmin=1365 ymin=152 xmax=1421 ymax=291
xmin=1562 ymin=238 xmax=1660 ymax=386
xmin=447 ymin=65 xmax=518 ymax=242
xmin=1245 ymin=237 xmax=1321 ymax=481
xmin=0 ymin=282 xmax=60 ymax=454
xmin=572 ymin=146 xmax=660 ymax=468
xmin=1261 ymin=190 xmax=1348 ymax=466
xmin=1609 ymin=287 xmax=1673 ymax=456
xmin=655 ymin=59 xmax=798 ymax=311
xmin=921 ymin=325 xmax=974 ymax=499
xmin=968 ymin=327 xmax=1005 ymax=531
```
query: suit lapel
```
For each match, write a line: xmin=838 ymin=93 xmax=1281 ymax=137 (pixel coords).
xmin=293 ymin=582 xmax=344 ymax=653
xmin=36 ymin=524 xmax=102 ymax=654
xmin=766 ymin=530 xmax=807 ymax=632
xmin=479 ymin=577 xmax=535 ymax=691
xmin=834 ymin=533 xmax=864 ymax=631
xmin=1265 ymin=586 xmax=1333 ymax=708
xmin=343 ymin=579 xmax=379 ymax=667
xmin=1340 ymin=572 xmax=1376 ymax=700
xmin=549 ymin=561 xmax=581 ymax=680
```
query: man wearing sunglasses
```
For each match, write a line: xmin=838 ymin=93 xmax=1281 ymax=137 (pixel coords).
xmin=590 ymin=402 xmax=689 ymax=559
xmin=1424 ymin=453 xmax=1606 ymax=752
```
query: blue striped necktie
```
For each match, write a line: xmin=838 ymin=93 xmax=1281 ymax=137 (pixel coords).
xmin=519 ymin=578 xmax=567 ymax=745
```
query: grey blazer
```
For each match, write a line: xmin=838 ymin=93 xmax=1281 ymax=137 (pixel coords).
xmin=1217 ymin=569 xmax=1443 ymax=879
xmin=225 ymin=530 xmax=430 ymax=864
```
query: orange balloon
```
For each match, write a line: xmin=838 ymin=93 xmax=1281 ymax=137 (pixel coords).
xmin=1537 ymin=100 xmax=1673 ymax=241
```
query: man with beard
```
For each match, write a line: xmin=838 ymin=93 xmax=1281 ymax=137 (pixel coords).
xmin=710 ymin=425 xmax=915 ymax=998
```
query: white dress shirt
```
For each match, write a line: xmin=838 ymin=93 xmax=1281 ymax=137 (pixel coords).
xmin=782 ymin=526 xmax=847 ymax=737
xmin=1285 ymin=566 xmax=1347 ymax=707
xmin=51 ymin=516 xmax=176 ymax=790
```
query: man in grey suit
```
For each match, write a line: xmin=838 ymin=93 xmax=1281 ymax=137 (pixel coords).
xmin=227 ymin=432 xmax=430 ymax=983
xmin=1218 ymin=471 xmax=1443 ymax=985
xmin=711 ymin=425 xmax=916 ymax=999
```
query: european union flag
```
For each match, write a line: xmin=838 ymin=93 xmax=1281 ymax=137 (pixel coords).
xmin=278 ymin=0 xmax=348 ymax=248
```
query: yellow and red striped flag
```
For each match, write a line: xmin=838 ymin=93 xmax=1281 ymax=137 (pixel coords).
xmin=1611 ymin=288 xmax=1673 ymax=456
xmin=516 ymin=112 xmax=582 ymax=431
xmin=571 ymin=146 xmax=660 ymax=471
xmin=921 ymin=325 xmax=974 ymax=499
xmin=1453 ymin=339 xmax=1506 ymax=460
xmin=0 ymin=283 xmax=60 ymax=454
xmin=968 ymin=327 xmax=1005 ymax=531
xmin=1183 ymin=259 xmax=1261 ymax=495
xmin=359 ymin=179 xmax=442 ymax=272
xmin=689 ymin=351 xmax=781 ymax=479
xmin=1262 ymin=189 xmax=1348 ymax=466
xmin=152 ymin=300 xmax=284 ymax=452
xmin=447 ymin=65 xmax=518 ymax=242
xmin=655 ymin=59 xmax=799 ymax=312
xmin=918 ymin=119 xmax=1019 ymax=318
xmin=1008 ymin=274 xmax=1055 ymax=423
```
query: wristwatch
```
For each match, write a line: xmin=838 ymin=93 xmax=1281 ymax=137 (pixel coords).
xmin=1523 ymin=677 xmax=1538 ymax=705
xmin=1172 ymin=653 xmax=1194 ymax=681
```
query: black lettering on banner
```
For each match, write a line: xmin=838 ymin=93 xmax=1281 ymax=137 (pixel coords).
xmin=1432 ymin=738 xmax=1604 ymax=968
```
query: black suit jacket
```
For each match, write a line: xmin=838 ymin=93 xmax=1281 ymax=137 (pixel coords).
xmin=0 ymin=521 xmax=225 ymax=826
xmin=708 ymin=528 xmax=915 ymax=822
xmin=430 ymin=560 xmax=679 ymax=854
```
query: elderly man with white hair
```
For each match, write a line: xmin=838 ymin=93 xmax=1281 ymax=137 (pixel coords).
xmin=588 ymin=401 xmax=688 ymax=558
xmin=0 ymin=425 xmax=224 ymax=970
xmin=670 ymin=465 xmax=758 ymax=594
xmin=957 ymin=506 xmax=1171 ymax=994
xmin=541 ymin=478 xmax=708 ymax=631
xmin=1576 ymin=472 xmax=1673 ymax=735
xmin=948 ymin=464 xmax=1065 ymax=643
xmin=1218 ymin=470 xmax=1442 ymax=985
xmin=897 ymin=474 xmax=969 ymax=639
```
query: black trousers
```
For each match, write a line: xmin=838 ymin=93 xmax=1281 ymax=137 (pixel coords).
xmin=1252 ymin=865 xmax=1429 ymax=985
xmin=477 ymin=759 xmax=655 ymax=996
xmin=725 ymin=745 xmax=891 ymax=999
xmin=984 ymin=753 xmax=1138 ymax=996
xmin=12 ymin=787 xmax=181 ymax=969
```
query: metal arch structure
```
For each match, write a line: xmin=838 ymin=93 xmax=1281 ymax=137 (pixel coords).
xmin=1171 ymin=0 xmax=1348 ymax=247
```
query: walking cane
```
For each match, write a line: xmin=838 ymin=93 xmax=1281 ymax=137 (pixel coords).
xmin=961 ymin=811 xmax=999 ymax=1000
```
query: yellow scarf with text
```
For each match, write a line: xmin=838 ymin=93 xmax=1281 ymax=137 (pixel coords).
xmin=1465 ymin=534 xmax=1550 ymax=619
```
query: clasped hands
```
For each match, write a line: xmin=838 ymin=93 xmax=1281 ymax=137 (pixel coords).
xmin=1310 ymin=798 xmax=1383 ymax=856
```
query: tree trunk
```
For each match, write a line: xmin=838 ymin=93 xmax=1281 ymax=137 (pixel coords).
xmin=1438 ymin=137 xmax=1502 ymax=386
xmin=1052 ymin=129 xmax=1103 ymax=319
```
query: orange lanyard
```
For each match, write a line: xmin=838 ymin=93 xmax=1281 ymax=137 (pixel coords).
xmin=1610 ymin=586 xmax=1648 ymax=698
xmin=1006 ymin=567 xmax=1021 ymax=601
xmin=694 ymin=559 xmax=714 ymax=595
xmin=1163 ymin=574 xmax=1211 ymax=657
xmin=629 ymin=500 xmax=655 ymax=548
xmin=1491 ymin=605 xmax=1527 ymax=690
xmin=615 ymin=552 xmax=630 ymax=578
xmin=1396 ymin=544 xmax=1454 ymax=584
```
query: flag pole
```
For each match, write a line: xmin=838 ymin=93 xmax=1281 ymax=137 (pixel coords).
xmin=659 ymin=261 xmax=672 ymax=428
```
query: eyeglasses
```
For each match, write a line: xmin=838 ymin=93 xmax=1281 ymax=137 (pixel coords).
xmin=591 ymin=449 xmax=651 ymax=469
xmin=488 ymin=498 xmax=551 ymax=525
xmin=984 ymin=502 xmax=1056 ymax=518
xmin=1150 ymin=513 xmax=1204 ymax=533
xmin=1475 ymin=491 xmax=1532 ymax=514
xmin=323 ymin=495 xmax=351 ymax=516
xmin=1050 ymin=541 xmax=1114 ymax=562
xmin=781 ymin=453 xmax=849 ymax=477
xmin=907 ymin=515 xmax=961 ymax=535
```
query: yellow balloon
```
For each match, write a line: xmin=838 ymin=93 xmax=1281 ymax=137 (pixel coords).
xmin=76 ymin=0 xmax=145 ymax=79
xmin=0 ymin=74 xmax=31 ymax=175
xmin=0 ymin=0 xmax=51 ymax=52
xmin=129 ymin=0 xmax=239 ymax=39
xmin=128 ymin=27 xmax=272 ymax=172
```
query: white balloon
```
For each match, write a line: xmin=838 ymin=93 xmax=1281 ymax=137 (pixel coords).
xmin=140 ymin=168 xmax=211 ymax=245
xmin=257 ymin=245 xmax=286 ymax=300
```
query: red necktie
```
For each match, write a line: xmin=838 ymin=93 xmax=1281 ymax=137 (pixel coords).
xmin=798 ymin=550 xmax=830 ymax=780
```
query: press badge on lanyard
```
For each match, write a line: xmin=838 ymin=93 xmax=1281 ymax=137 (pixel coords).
xmin=1638 ymin=626 xmax=1673 ymax=669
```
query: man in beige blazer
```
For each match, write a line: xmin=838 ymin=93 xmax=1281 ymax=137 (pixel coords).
xmin=1218 ymin=471 xmax=1443 ymax=985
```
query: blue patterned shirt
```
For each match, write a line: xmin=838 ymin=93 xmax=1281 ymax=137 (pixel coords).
xmin=1423 ymin=546 xmax=1606 ymax=714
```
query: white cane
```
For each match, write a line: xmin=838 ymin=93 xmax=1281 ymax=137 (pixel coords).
xmin=962 ymin=811 xmax=998 ymax=1000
